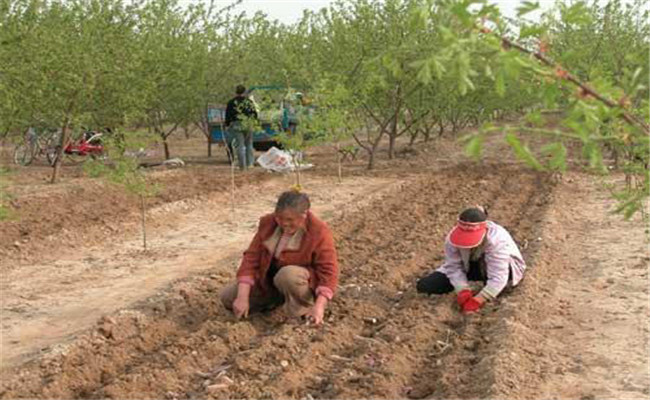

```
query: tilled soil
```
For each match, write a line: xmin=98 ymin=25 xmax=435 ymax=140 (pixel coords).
xmin=0 ymin=165 xmax=270 ymax=264
xmin=1 ymin=162 xmax=558 ymax=399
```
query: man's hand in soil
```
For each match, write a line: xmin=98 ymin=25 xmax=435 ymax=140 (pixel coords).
xmin=456 ymin=289 xmax=473 ymax=307
xmin=233 ymin=283 xmax=251 ymax=319
xmin=462 ymin=296 xmax=485 ymax=314
xmin=306 ymin=295 xmax=328 ymax=325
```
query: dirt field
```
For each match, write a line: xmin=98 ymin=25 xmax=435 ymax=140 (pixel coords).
xmin=0 ymin=133 xmax=648 ymax=399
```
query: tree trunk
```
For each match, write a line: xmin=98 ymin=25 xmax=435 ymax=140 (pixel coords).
xmin=163 ymin=138 xmax=170 ymax=160
xmin=367 ymin=150 xmax=375 ymax=170
xmin=409 ymin=130 xmax=418 ymax=146
xmin=367 ymin=131 xmax=384 ymax=170
xmin=50 ymin=120 xmax=70 ymax=184
xmin=388 ymin=87 xmax=402 ymax=160
xmin=388 ymin=133 xmax=396 ymax=159
xmin=196 ymin=119 xmax=212 ymax=158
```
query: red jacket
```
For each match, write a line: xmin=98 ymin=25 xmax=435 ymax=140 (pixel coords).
xmin=236 ymin=211 xmax=339 ymax=300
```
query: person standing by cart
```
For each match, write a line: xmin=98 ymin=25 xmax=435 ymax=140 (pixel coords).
xmin=225 ymin=85 xmax=259 ymax=170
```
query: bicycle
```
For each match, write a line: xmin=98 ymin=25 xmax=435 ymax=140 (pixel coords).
xmin=13 ymin=128 xmax=59 ymax=166
xmin=47 ymin=130 xmax=107 ymax=166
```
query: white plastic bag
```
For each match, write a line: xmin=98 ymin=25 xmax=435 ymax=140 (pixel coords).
xmin=256 ymin=146 xmax=312 ymax=173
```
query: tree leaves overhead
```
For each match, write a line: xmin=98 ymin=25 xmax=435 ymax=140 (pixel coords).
xmin=0 ymin=0 xmax=647 ymax=217
xmin=505 ymin=133 xmax=544 ymax=171
xmin=516 ymin=1 xmax=540 ymax=17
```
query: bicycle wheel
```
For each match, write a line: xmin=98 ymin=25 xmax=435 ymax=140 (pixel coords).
xmin=59 ymin=152 xmax=85 ymax=165
xmin=13 ymin=144 xmax=34 ymax=166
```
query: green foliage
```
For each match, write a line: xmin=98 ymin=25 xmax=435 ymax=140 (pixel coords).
xmin=307 ymin=79 xmax=359 ymax=145
xmin=84 ymin=131 xmax=160 ymax=197
xmin=464 ymin=133 xmax=484 ymax=161
xmin=541 ymin=142 xmax=567 ymax=171
xmin=517 ymin=1 xmax=540 ymax=17
xmin=505 ymin=133 xmax=544 ymax=171
xmin=1 ymin=0 xmax=647 ymax=217
xmin=525 ymin=110 xmax=545 ymax=127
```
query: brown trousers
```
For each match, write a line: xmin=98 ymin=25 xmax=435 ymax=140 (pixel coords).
xmin=220 ymin=265 xmax=315 ymax=317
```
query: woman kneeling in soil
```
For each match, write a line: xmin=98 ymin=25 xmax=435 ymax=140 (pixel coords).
xmin=220 ymin=190 xmax=338 ymax=325
xmin=417 ymin=207 xmax=526 ymax=314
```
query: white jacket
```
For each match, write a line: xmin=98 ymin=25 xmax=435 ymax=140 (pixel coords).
xmin=436 ymin=221 xmax=526 ymax=300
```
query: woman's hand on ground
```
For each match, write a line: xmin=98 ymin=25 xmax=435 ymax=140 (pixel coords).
xmin=462 ymin=296 xmax=485 ymax=314
xmin=456 ymin=289 xmax=473 ymax=307
xmin=306 ymin=296 xmax=328 ymax=325
xmin=233 ymin=296 xmax=250 ymax=319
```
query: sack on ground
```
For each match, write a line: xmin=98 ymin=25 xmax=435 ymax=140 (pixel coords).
xmin=256 ymin=147 xmax=312 ymax=173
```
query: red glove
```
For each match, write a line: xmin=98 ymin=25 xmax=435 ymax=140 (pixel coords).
xmin=462 ymin=297 xmax=484 ymax=314
xmin=456 ymin=289 xmax=473 ymax=307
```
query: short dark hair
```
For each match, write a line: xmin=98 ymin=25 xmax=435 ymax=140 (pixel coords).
xmin=235 ymin=85 xmax=246 ymax=95
xmin=459 ymin=207 xmax=487 ymax=223
xmin=275 ymin=191 xmax=310 ymax=214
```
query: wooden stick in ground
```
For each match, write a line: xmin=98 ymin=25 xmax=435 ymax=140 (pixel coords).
xmin=336 ymin=142 xmax=342 ymax=184
xmin=296 ymin=161 xmax=301 ymax=187
xmin=223 ymin=135 xmax=235 ymax=213
xmin=140 ymin=194 xmax=147 ymax=250
xmin=230 ymin=143 xmax=235 ymax=213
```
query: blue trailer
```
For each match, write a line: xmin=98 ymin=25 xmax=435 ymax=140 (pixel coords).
xmin=208 ymin=86 xmax=308 ymax=158
xmin=207 ymin=104 xmax=289 ymax=153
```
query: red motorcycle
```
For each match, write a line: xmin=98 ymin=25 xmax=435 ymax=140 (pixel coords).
xmin=48 ymin=130 xmax=107 ymax=166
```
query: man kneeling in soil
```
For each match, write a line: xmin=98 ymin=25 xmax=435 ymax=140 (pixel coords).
xmin=417 ymin=207 xmax=526 ymax=314
xmin=220 ymin=190 xmax=338 ymax=325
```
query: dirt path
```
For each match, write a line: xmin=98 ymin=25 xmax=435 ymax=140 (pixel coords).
xmin=526 ymin=173 xmax=649 ymax=399
xmin=0 ymin=173 xmax=396 ymax=370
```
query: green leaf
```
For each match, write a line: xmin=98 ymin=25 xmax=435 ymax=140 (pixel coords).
xmin=586 ymin=143 xmax=606 ymax=173
xmin=516 ymin=1 xmax=540 ymax=17
xmin=541 ymin=142 xmax=567 ymax=171
xmin=542 ymin=84 xmax=559 ymax=108
xmin=495 ymin=70 xmax=506 ymax=97
xmin=525 ymin=110 xmax=544 ymax=127
xmin=505 ymin=133 xmax=544 ymax=171
xmin=564 ymin=119 xmax=588 ymax=138
xmin=562 ymin=2 xmax=592 ymax=26
xmin=519 ymin=24 xmax=545 ymax=38
xmin=463 ymin=76 xmax=475 ymax=92
xmin=614 ymin=194 xmax=642 ymax=220
xmin=416 ymin=60 xmax=433 ymax=84
xmin=484 ymin=64 xmax=494 ymax=79
xmin=503 ymin=54 xmax=522 ymax=80
xmin=432 ymin=59 xmax=446 ymax=80
xmin=464 ymin=134 xmax=484 ymax=160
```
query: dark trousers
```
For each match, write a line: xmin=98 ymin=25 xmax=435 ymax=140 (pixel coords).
xmin=416 ymin=260 xmax=487 ymax=295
